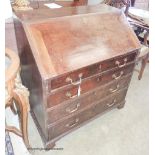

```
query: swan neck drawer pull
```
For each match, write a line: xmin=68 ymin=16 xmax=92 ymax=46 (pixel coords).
xmin=66 ymin=85 xmax=81 ymax=99
xmin=66 ymin=73 xmax=83 ymax=85
xmin=109 ymin=84 xmax=120 ymax=93
xmin=107 ymin=99 xmax=117 ymax=107
xmin=112 ymin=71 xmax=124 ymax=80
xmin=66 ymin=103 xmax=80 ymax=113
xmin=66 ymin=118 xmax=79 ymax=128
xmin=99 ymin=64 xmax=102 ymax=70
xmin=66 ymin=92 xmax=78 ymax=98
xmin=115 ymin=58 xmax=127 ymax=68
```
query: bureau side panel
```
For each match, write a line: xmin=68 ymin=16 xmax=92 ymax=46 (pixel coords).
xmin=13 ymin=17 xmax=48 ymax=140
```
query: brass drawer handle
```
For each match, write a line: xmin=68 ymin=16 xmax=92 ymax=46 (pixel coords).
xmin=112 ymin=71 xmax=124 ymax=80
xmin=66 ymin=92 xmax=78 ymax=99
xmin=66 ymin=103 xmax=80 ymax=113
xmin=97 ymin=77 xmax=101 ymax=82
xmin=66 ymin=85 xmax=81 ymax=98
xmin=107 ymin=99 xmax=117 ymax=107
xmin=109 ymin=84 xmax=120 ymax=93
xmin=66 ymin=118 xmax=79 ymax=128
xmin=66 ymin=73 xmax=83 ymax=85
xmin=115 ymin=58 xmax=127 ymax=68
xmin=99 ymin=64 xmax=102 ymax=70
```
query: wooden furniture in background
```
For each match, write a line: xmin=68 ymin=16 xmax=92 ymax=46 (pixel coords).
xmin=130 ymin=0 xmax=135 ymax=6
xmin=134 ymin=0 xmax=149 ymax=10
xmin=137 ymin=31 xmax=149 ymax=80
xmin=22 ymin=0 xmax=88 ymax=9
xmin=102 ymin=0 xmax=131 ymax=16
xmin=13 ymin=4 xmax=140 ymax=148
xmin=74 ymin=0 xmax=88 ymax=4
xmin=5 ymin=48 xmax=30 ymax=148
xmin=127 ymin=7 xmax=149 ymax=80
xmin=13 ymin=0 xmax=33 ymax=11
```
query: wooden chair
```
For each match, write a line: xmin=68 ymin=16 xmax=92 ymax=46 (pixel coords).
xmin=102 ymin=0 xmax=131 ymax=16
xmin=127 ymin=7 xmax=149 ymax=80
xmin=137 ymin=31 xmax=149 ymax=80
xmin=5 ymin=48 xmax=30 ymax=148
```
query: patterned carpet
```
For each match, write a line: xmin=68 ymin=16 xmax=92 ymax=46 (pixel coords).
xmin=5 ymin=132 xmax=14 ymax=155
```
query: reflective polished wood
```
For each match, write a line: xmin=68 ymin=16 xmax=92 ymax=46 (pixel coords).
xmin=13 ymin=4 xmax=140 ymax=148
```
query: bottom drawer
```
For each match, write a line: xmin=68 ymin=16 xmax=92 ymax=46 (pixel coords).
xmin=48 ymin=88 xmax=128 ymax=140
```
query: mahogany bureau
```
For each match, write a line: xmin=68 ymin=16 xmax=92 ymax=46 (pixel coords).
xmin=13 ymin=4 xmax=140 ymax=148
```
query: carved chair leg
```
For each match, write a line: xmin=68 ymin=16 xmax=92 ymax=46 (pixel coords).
xmin=138 ymin=55 xmax=148 ymax=80
xmin=10 ymin=102 xmax=17 ymax=115
xmin=13 ymin=90 xmax=31 ymax=148
xmin=5 ymin=98 xmax=17 ymax=114
xmin=6 ymin=126 xmax=22 ymax=137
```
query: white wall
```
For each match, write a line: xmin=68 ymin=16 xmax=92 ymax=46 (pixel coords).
xmin=4 ymin=0 xmax=12 ymax=19
xmin=88 ymin=0 xmax=104 ymax=5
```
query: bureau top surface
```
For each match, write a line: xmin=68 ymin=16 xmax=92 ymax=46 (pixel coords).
xmin=17 ymin=4 xmax=140 ymax=79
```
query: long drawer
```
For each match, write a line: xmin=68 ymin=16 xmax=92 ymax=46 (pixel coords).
xmin=47 ymin=74 xmax=132 ymax=124
xmin=48 ymin=52 xmax=137 ymax=91
xmin=48 ymin=88 xmax=127 ymax=140
xmin=47 ymin=63 xmax=135 ymax=107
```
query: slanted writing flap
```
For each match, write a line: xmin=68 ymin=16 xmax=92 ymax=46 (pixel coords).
xmin=23 ymin=4 xmax=140 ymax=78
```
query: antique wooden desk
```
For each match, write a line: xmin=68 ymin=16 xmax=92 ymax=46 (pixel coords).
xmin=13 ymin=4 xmax=140 ymax=148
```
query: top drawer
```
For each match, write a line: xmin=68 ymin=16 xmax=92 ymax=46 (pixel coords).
xmin=48 ymin=51 xmax=137 ymax=90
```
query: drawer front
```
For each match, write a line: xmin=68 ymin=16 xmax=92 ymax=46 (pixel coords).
xmin=48 ymin=52 xmax=137 ymax=90
xmin=48 ymin=89 xmax=127 ymax=140
xmin=47 ymin=74 xmax=132 ymax=124
xmin=47 ymin=63 xmax=135 ymax=107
